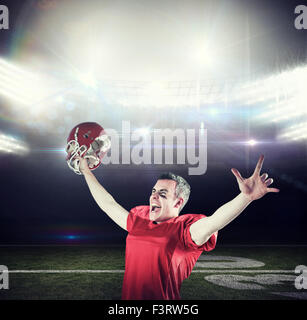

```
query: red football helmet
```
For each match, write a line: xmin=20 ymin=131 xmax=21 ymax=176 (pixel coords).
xmin=66 ymin=122 xmax=111 ymax=175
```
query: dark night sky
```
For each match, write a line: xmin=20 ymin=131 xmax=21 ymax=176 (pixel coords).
xmin=0 ymin=0 xmax=306 ymax=245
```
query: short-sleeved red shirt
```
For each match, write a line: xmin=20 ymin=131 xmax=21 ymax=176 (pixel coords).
xmin=122 ymin=205 xmax=217 ymax=300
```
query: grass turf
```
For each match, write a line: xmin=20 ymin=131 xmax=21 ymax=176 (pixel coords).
xmin=0 ymin=245 xmax=306 ymax=300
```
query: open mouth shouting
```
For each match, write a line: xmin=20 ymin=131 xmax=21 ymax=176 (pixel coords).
xmin=150 ymin=202 xmax=162 ymax=221
xmin=151 ymin=204 xmax=161 ymax=213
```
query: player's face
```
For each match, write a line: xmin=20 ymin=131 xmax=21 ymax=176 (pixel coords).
xmin=149 ymin=179 xmax=182 ymax=223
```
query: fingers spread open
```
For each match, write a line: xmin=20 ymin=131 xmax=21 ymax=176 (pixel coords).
xmin=231 ymin=168 xmax=244 ymax=183
xmin=260 ymin=173 xmax=268 ymax=182
xmin=267 ymin=187 xmax=280 ymax=193
xmin=253 ymin=154 xmax=264 ymax=176
xmin=265 ymin=178 xmax=273 ymax=186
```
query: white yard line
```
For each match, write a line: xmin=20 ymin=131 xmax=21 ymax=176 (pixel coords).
xmin=192 ymin=269 xmax=294 ymax=273
xmin=7 ymin=270 xmax=125 ymax=273
xmin=7 ymin=269 xmax=294 ymax=274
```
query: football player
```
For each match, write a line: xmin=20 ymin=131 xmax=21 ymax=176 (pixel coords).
xmin=76 ymin=152 xmax=279 ymax=299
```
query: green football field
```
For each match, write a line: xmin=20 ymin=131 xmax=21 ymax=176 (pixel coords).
xmin=0 ymin=245 xmax=306 ymax=300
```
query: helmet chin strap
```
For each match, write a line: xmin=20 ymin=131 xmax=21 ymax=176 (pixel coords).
xmin=66 ymin=144 xmax=87 ymax=175
xmin=67 ymin=127 xmax=88 ymax=175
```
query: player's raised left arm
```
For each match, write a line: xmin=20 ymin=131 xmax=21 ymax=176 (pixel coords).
xmin=190 ymin=155 xmax=280 ymax=246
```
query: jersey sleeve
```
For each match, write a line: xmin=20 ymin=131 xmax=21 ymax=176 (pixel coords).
xmin=127 ymin=207 xmax=138 ymax=232
xmin=182 ymin=214 xmax=218 ymax=252
xmin=127 ymin=206 xmax=149 ymax=233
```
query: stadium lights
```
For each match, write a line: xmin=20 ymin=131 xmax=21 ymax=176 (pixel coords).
xmin=0 ymin=132 xmax=29 ymax=155
xmin=191 ymin=44 xmax=216 ymax=68
xmin=251 ymin=65 xmax=307 ymax=141
xmin=77 ymin=72 xmax=97 ymax=89
xmin=0 ymin=57 xmax=50 ymax=106
xmin=135 ymin=127 xmax=151 ymax=136
xmin=0 ymin=57 xmax=35 ymax=79
xmin=209 ymin=108 xmax=218 ymax=116
xmin=55 ymin=95 xmax=65 ymax=104
xmin=256 ymin=95 xmax=306 ymax=124
xmin=247 ymin=139 xmax=257 ymax=146
xmin=1 ymin=53 xmax=306 ymax=141
xmin=238 ymin=65 xmax=307 ymax=107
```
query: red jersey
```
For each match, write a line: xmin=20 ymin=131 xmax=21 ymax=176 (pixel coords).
xmin=122 ymin=205 xmax=217 ymax=300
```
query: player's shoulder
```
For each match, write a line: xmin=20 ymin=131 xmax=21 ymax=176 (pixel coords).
xmin=175 ymin=213 xmax=207 ymax=224
xmin=129 ymin=205 xmax=150 ymax=218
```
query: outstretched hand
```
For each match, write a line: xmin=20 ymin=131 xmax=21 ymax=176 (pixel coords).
xmin=231 ymin=155 xmax=280 ymax=201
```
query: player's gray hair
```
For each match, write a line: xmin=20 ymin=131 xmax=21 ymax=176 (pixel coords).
xmin=158 ymin=172 xmax=191 ymax=212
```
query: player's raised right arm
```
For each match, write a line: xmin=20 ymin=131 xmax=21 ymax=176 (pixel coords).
xmin=78 ymin=157 xmax=129 ymax=231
